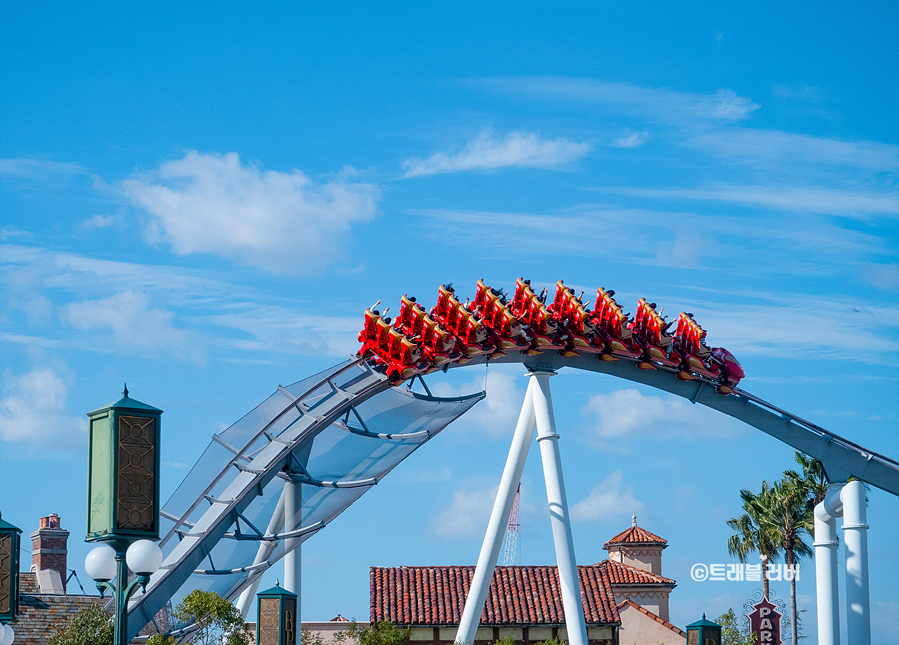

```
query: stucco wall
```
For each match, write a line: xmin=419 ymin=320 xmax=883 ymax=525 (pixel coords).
xmin=616 ymin=603 xmax=685 ymax=645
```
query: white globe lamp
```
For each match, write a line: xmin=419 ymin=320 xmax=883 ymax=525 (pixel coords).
xmin=0 ymin=623 xmax=14 ymax=645
xmin=84 ymin=545 xmax=117 ymax=582
xmin=125 ymin=540 xmax=162 ymax=576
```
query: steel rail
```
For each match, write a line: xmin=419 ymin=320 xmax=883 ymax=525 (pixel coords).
xmin=157 ymin=358 xmax=365 ymax=549
xmin=126 ymin=361 xmax=486 ymax=640
xmin=451 ymin=351 xmax=899 ymax=495
xmin=126 ymin=361 xmax=393 ymax=638
xmin=130 ymin=346 xmax=897 ymax=641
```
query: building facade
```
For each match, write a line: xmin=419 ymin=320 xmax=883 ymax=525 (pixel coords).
xmin=367 ymin=517 xmax=684 ymax=645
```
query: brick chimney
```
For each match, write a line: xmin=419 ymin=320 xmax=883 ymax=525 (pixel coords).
xmin=31 ymin=513 xmax=69 ymax=593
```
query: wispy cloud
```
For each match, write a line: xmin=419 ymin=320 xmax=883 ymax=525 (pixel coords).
xmin=429 ymin=364 xmax=525 ymax=439
xmin=604 ymin=184 xmax=899 ymax=218
xmin=61 ymin=290 xmax=205 ymax=362
xmin=0 ymin=158 xmax=85 ymax=179
xmin=402 ymin=129 xmax=590 ymax=178
xmin=409 ymin=203 xmax=892 ymax=276
xmin=863 ymin=264 xmax=899 ymax=291
xmin=690 ymin=127 xmax=899 ymax=173
xmin=611 ymin=131 xmax=649 ymax=148
xmin=430 ymin=484 xmax=498 ymax=540
xmin=1 ymin=244 xmax=361 ymax=360
xmin=0 ymin=367 xmax=86 ymax=449
xmin=581 ymin=389 xmax=740 ymax=441
xmin=480 ymin=77 xmax=899 ymax=184
xmin=571 ymin=470 xmax=645 ymax=523
xmin=482 ymin=77 xmax=760 ymax=123
xmin=122 ymin=151 xmax=380 ymax=274
xmin=201 ymin=305 xmax=362 ymax=358
xmin=79 ymin=214 xmax=119 ymax=231
xmin=669 ymin=291 xmax=899 ymax=363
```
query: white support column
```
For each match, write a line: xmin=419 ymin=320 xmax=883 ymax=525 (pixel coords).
xmin=236 ymin=488 xmax=286 ymax=617
xmin=531 ymin=371 xmax=588 ymax=645
xmin=814 ymin=485 xmax=842 ymax=645
xmin=455 ymin=378 xmax=538 ymax=645
xmin=841 ymin=480 xmax=870 ymax=645
xmin=284 ymin=476 xmax=303 ymax=622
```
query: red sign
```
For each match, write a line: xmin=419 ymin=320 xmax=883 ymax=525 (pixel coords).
xmin=747 ymin=597 xmax=783 ymax=645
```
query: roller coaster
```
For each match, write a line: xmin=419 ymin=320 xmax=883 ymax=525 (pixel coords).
xmin=125 ymin=278 xmax=899 ymax=644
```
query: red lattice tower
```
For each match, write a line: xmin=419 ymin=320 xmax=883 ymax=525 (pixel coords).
xmin=502 ymin=484 xmax=521 ymax=566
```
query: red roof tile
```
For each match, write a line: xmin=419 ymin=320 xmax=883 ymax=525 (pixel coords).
xmin=598 ymin=560 xmax=676 ymax=587
xmin=602 ymin=524 xmax=667 ymax=549
xmin=370 ymin=565 xmax=620 ymax=627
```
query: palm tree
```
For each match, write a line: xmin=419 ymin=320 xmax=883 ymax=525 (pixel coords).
xmin=765 ymin=480 xmax=814 ymax=645
xmin=784 ymin=450 xmax=828 ymax=509
xmin=726 ymin=482 xmax=782 ymax=599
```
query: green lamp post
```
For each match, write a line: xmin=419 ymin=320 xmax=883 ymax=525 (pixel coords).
xmin=257 ymin=582 xmax=298 ymax=645
xmin=686 ymin=614 xmax=722 ymax=645
xmin=86 ymin=385 xmax=162 ymax=542
xmin=0 ymin=512 xmax=22 ymax=645
xmin=85 ymin=386 xmax=164 ymax=645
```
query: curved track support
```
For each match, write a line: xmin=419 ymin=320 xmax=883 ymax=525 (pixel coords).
xmin=462 ymin=352 xmax=899 ymax=496
xmin=131 ymin=334 xmax=897 ymax=640
xmin=127 ymin=361 xmax=485 ymax=641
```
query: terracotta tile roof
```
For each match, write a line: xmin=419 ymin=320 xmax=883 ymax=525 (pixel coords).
xmin=602 ymin=524 xmax=667 ymax=549
xmin=616 ymin=599 xmax=685 ymax=637
xmin=370 ymin=565 xmax=619 ymax=627
xmin=14 ymin=573 xmax=107 ymax=645
xmin=331 ymin=614 xmax=351 ymax=622
xmin=598 ymin=560 xmax=676 ymax=587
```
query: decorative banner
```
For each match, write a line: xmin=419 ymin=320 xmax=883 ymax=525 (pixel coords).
xmin=747 ymin=596 xmax=783 ymax=645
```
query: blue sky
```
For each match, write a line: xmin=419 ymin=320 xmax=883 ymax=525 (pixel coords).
xmin=1 ymin=3 xmax=897 ymax=641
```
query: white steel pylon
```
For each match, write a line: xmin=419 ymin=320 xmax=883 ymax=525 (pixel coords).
xmin=454 ymin=369 xmax=588 ymax=645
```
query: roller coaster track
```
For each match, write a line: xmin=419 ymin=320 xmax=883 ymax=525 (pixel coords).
xmin=126 ymin=343 xmax=899 ymax=641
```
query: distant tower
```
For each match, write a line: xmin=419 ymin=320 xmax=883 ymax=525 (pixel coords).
xmin=502 ymin=484 xmax=521 ymax=566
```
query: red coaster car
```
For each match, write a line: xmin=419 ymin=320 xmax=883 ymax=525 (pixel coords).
xmin=473 ymin=279 xmax=531 ymax=354
xmin=357 ymin=307 xmax=426 ymax=382
xmin=589 ymin=288 xmax=643 ymax=361
xmin=507 ymin=278 xmax=567 ymax=353
xmin=396 ymin=294 xmax=462 ymax=370
xmin=672 ymin=312 xmax=721 ymax=381
xmin=548 ymin=280 xmax=603 ymax=356
xmin=629 ymin=298 xmax=681 ymax=369
xmin=430 ymin=284 xmax=494 ymax=361
xmin=672 ymin=312 xmax=744 ymax=394
xmin=711 ymin=347 xmax=744 ymax=394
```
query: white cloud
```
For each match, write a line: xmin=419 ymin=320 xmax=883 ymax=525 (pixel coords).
xmin=571 ymin=470 xmax=645 ymax=523
xmin=607 ymin=184 xmax=899 ymax=218
xmin=202 ymin=305 xmax=362 ymax=358
xmin=0 ymin=367 xmax=86 ymax=448
xmin=429 ymin=365 xmax=525 ymax=438
xmin=863 ymin=264 xmax=899 ymax=291
xmin=612 ymin=131 xmax=649 ymax=148
xmin=0 ymin=158 xmax=84 ymax=179
xmin=1 ymin=243 xmax=362 ymax=360
xmin=122 ymin=151 xmax=380 ymax=274
xmin=485 ymin=78 xmax=760 ymax=123
xmin=582 ymin=388 xmax=738 ymax=440
xmin=61 ymin=290 xmax=204 ymax=362
xmin=402 ymin=130 xmax=590 ymax=178
xmin=690 ymin=127 xmax=899 ymax=172
xmin=430 ymin=484 xmax=498 ymax=540
xmin=686 ymin=295 xmax=899 ymax=364
xmin=79 ymin=214 xmax=118 ymax=231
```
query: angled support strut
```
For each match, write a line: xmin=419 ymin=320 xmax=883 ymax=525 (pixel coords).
xmin=454 ymin=370 xmax=587 ymax=645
